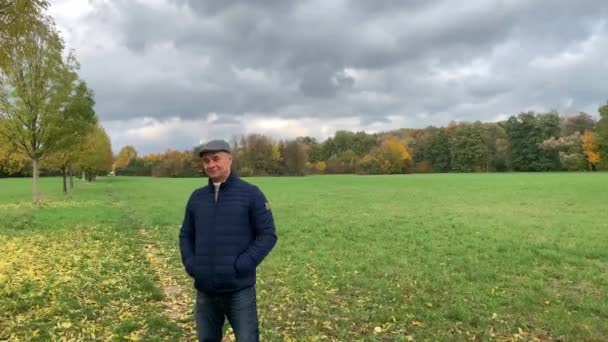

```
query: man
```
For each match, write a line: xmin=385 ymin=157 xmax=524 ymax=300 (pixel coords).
xmin=179 ymin=139 xmax=277 ymax=341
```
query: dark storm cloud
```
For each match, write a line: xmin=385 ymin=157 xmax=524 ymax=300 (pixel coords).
xmin=52 ymin=0 xmax=608 ymax=153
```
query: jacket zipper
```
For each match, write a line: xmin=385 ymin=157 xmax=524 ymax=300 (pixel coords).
xmin=210 ymin=186 xmax=219 ymax=288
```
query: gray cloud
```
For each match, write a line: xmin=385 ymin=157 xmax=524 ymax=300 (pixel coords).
xmin=50 ymin=0 xmax=608 ymax=153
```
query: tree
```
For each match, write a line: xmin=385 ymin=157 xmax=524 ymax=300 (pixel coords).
xmin=581 ymin=130 xmax=601 ymax=171
xmin=315 ymin=161 xmax=326 ymax=174
xmin=332 ymin=130 xmax=376 ymax=156
xmin=505 ymin=112 xmax=561 ymax=171
xmin=597 ymin=102 xmax=608 ymax=169
xmin=296 ymin=136 xmax=322 ymax=162
xmin=41 ymin=149 xmax=76 ymax=193
xmin=325 ymin=154 xmax=343 ymax=174
xmin=426 ymin=127 xmax=451 ymax=172
xmin=374 ymin=136 xmax=412 ymax=174
xmin=150 ymin=149 xmax=200 ymax=178
xmin=561 ymin=112 xmax=596 ymax=136
xmin=449 ymin=122 xmax=488 ymax=172
xmin=356 ymin=154 xmax=381 ymax=174
xmin=337 ymin=149 xmax=357 ymax=173
xmin=114 ymin=145 xmax=138 ymax=173
xmin=282 ymin=140 xmax=308 ymax=176
xmin=0 ymin=0 xmax=50 ymax=70
xmin=41 ymin=81 xmax=97 ymax=192
xmin=0 ymin=4 xmax=84 ymax=203
xmin=541 ymin=132 xmax=586 ymax=171
xmin=482 ymin=123 xmax=509 ymax=172
xmin=239 ymin=134 xmax=275 ymax=176
xmin=0 ymin=131 xmax=26 ymax=175
xmin=404 ymin=128 xmax=433 ymax=171
xmin=75 ymin=123 xmax=113 ymax=181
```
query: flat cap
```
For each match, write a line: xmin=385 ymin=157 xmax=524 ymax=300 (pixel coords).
xmin=193 ymin=139 xmax=231 ymax=157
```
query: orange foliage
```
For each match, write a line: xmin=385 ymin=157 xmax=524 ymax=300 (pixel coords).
xmin=381 ymin=136 xmax=412 ymax=161
xmin=581 ymin=130 xmax=601 ymax=168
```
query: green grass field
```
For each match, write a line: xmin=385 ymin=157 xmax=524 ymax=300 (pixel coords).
xmin=1 ymin=174 xmax=607 ymax=341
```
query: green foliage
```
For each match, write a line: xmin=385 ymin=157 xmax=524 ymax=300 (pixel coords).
xmin=541 ymin=132 xmax=586 ymax=171
xmin=597 ymin=102 xmax=608 ymax=169
xmin=426 ymin=127 xmax=451 ymax=172
xmin=449 ymin=122 xmax=488 ymax=172
xmin=237 ymin=134 xmax=277 ymax=176
xmin=321 ymin=131 xmax=376 ymax=160
xmin=481 ymin=123 xmax=510 ymax=172
xmin=0 ymin=1 xmax=95 ymax=201
xmin=505 ymin=112 xmax=561 ymax=171
xmin=0 ymin=0 xmax=50 ymax=70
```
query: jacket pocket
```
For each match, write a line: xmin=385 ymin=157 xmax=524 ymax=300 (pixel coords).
xmin=213 ymin=257 xmax=239 ymax=290
xmin=191 ymin=256 xmax=212 ymax=284
xmin=235 ymin=253 xmax=255 ymax=276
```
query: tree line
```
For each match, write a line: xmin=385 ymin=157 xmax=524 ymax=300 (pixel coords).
xmin=0 ymin=1 xmax=112 ymax=203
xmin=104 ymin=106 xmax=608 ymax=178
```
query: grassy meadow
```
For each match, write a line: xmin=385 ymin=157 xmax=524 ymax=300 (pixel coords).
xmin=1 ymin=173 xmax=607 ymax=341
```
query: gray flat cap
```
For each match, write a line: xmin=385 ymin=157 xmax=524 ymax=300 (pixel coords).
xmin=193 ymin=139 xmax=231 ymax=157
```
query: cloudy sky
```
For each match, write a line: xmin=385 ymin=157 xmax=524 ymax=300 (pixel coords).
xmin=50 ymin=0 xmax=608 ymax=154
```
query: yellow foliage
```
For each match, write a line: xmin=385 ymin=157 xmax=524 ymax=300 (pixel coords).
xmin=114 ymin=145 xmax=138 ymax=170
xmin=581 ymin=130 xmax=601 ymax=166
xmin=0 ymin=226 xmax=193 ymax=340
xmin=0 ymin=128 xmax=27 ymax=173
xmin=271 ymin=143 xmax=282 ymax=162
xmin=381 ymin=136 xmax=412 ymax=161
xmin=143 ymin=153 xmax=162 ymax=162
xmin=316 ymin=161 xmax=327 ymax=173
xmin=0 ymin=144 xmax=26 ymax=174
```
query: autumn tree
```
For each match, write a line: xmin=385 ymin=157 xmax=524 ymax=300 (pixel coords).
xmin=40 ymin=81 xmax=97 ymax=192
xmin=0 ymin=2 xmax=88 ymax=202
xmin=0 ymin=0 xmax=50 ymax=70
xmin=581 ymin=130 xmax=601 ymax=171
xmin=151 ymin=149 xmax=200 ymax=177
xmin=75 ymin=123 xmax=113 ymax=181
xmin=314 ymin=161 xmax=327 ymax=174
xmin=282 ymin=140 xmax=308 ymax=176
xmin=541 ymin=132 xmax=586 ymax=171
xmin=361 ymin=136 xmax=412 ymax=174
xmin=296 ymin=136 xmax=322 ymax=162
xmin=238 ymin=134 xmax=275 ymax=176
xmin=0 ymin=132 xmax=26 ymax=175
xmin=114 ymin=145 xmax=138 ymax=173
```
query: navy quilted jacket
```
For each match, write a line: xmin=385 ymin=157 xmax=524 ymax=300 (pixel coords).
xmin=179 ymin=173 xmax=277 ymax=293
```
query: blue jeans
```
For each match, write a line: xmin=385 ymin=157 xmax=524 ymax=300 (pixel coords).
xmin=195 ymin=286 xmax=259 ymax=342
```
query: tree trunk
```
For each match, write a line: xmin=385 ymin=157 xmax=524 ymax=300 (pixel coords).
xmin=69 ymin=167 xmax=74 ymax=189
xmin=82 ymin=170 xmax=85 ymax=182
xmin=32 ymin=157 xmax=40 ymax=204
xmin=62 ymin=167 xmax=67 ymax=194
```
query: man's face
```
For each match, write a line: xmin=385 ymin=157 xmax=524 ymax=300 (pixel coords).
xmin=201 ymin=151 xmax=232 ymax=181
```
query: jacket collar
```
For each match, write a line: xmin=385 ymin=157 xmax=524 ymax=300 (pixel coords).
xmin=207 ymin=171 xmax=237 ymax=191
